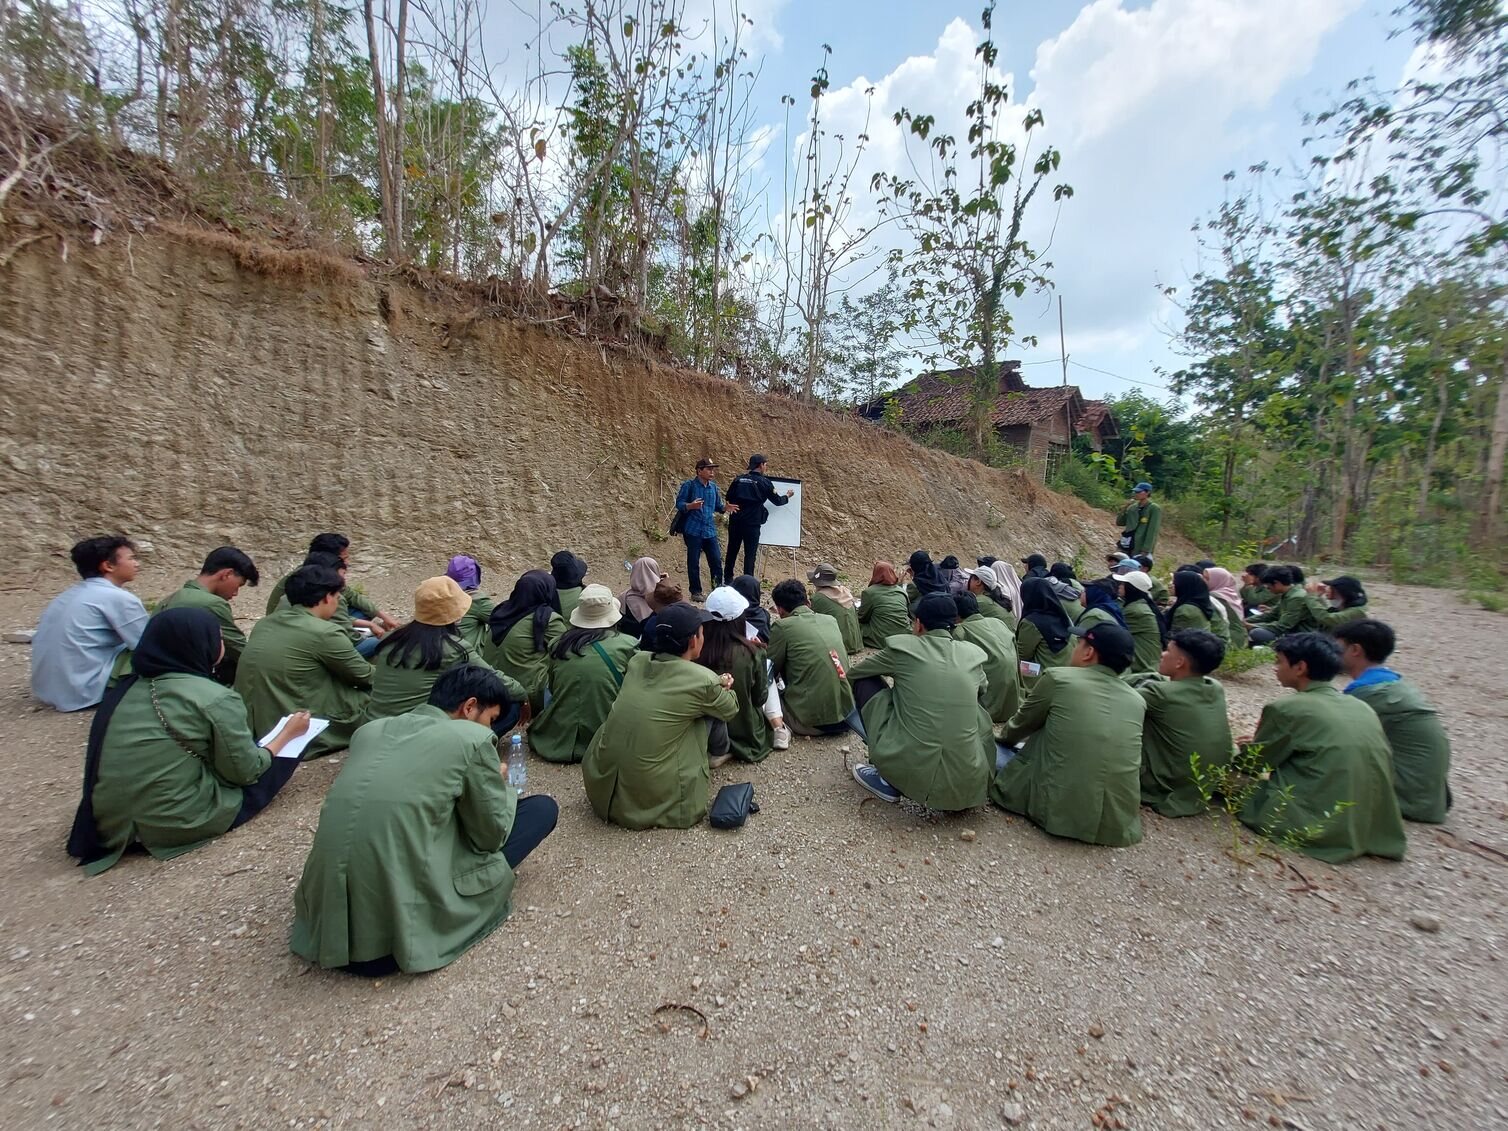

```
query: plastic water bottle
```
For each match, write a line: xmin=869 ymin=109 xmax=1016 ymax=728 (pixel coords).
xmin=508 ymin=734 xmax=528 ymax=792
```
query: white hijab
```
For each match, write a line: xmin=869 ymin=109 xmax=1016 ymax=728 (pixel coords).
xmin=991 ymin=561 xmax=1023 ymax=614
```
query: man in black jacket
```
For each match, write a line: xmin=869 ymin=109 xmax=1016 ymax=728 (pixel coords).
xmin=724 ymin=454 xmax=794 ymax=577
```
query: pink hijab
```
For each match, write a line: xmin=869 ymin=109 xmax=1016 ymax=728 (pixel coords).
xmin=1204 ymin=567 xmax=1244 ymax=625
xmin=621 ymin=557 xmax=663 ymax=622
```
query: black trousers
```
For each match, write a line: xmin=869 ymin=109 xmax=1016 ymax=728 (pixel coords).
xmin=343 ymin=794 xmax=560 ymax=978
xmin=725 ymin=521 xmax=762 ymax=578
xmin=231 ymin=757 xmax=300 ymax=828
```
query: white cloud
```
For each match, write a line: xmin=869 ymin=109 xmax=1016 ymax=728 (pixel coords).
xmin=776 ymin=0 xmax=1369 ymax=391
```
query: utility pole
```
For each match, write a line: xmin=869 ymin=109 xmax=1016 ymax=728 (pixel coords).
xmin=1057 ymin=295 xmax=1068 ymax=386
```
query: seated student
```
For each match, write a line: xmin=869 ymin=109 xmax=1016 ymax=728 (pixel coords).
xmin=291 ymin=664 xmax=557 ymax=976
xmin=807 ymin=563 xmax=863 ymax=654
xmin=951 ymin=592 xmax=1021 ymax=725
xmin=1247 ymin=566 xmax=1325 ymax=644
xmin=767 ymin=579 xmax=861 ymax=737
xmin=699 ymin=587 xmax=774 ymax=765
xmin=277 ymin=549 xmax=387 ymax=658
xmin=730 ymin=574 xmax=773 ymax=642
xmin=1020 ymin=553 xmax=1050 ymax=580
xmin=1334 ymin=619 xmax=1451 ymax=823
xmin=32 ymin=535 xmax=150 ymax=712
xmin=962 ymin=566 xmax=1017 ymax=628
xmin=266 ymin=533 xmax=398 ymax=652
xmin=158 ymin=546 xmax=260 ymax=684
xmin=67 ymin=608 xmax=311 ymax=875
xmin=936 ymin=555 xmax=966 ymax=595
xmin=582 ymin=603 xmax=740 ymax=829
xmin=550 ymin=551 xmax=590 ymax=620
xmin=1167 ymin=570 xmax=1230 ymax=644
xmin=485 ymin=570 xmax=565 ymax=713
xmin=1126 ymin=630 xmax=1236 ymax=816
xmin=1048 ymin=562 xmax=1084 ymax=620
xmin=1239 ymin=633 xmax=1407 ymax=862
xmin=991 ymin=560 xmax=1024 ymax=617
xmin=991 ymin=622 xmax=1147 ymax=846
xmin=447 ymin=554 xmax=494 ymax=651
xmin=847 ymin=593 xmax=993 ymax=811
xmin=1075 ymin=581 xmax=1127 ymax=633
xmin=1316 ymin=575 xmax=1369 ymax=630
xmin=530 ymin=585 xmax=638 ymax=764
xmin=1240 ymin=563 xmax=1275 ymax=612
xmin=1203 ymin=567 xmax=1249 ymax=648
xmin=1118 ymin=571 xmax=1166 ymax=675
xmin=365 ymin=577 xmax=526 ymax=730
xmin=1015 ymin=577 xmax=1074 ymax=679
xmin=635 ymin=579 xmax=686 ymax=651
xmin=1134 ymin=554 xmax=1170 ymax=606
xmin=235 ymin=564 xmax=373 ymax=758
xmin=904 ymin=550 xmax=948 ymax=603
xmin=617 ymin=557 xmax=665 ymax=638
xmin=857 ymin=562 xmax=912 ymax=648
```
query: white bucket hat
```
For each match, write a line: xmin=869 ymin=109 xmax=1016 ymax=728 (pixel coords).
xmin=570 ymin=584 xmax=622 ymax=629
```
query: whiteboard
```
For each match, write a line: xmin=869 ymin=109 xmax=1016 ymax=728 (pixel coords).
xmin=760 ymin=476 xmax=803 ymax=548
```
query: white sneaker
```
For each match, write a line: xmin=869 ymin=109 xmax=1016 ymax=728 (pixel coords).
xmin=772 ymin=725 xmax=792 ymax=751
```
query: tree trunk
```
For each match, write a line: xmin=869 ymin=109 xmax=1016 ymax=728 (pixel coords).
xmin=1479 ymin=352 xmax=1508 ymax=548
xmin=390 ymin=0 xmax=409 ymax=256
xmin=362 ymin=0 xmax=399 ymax=257
xmin=1417 ymin=375 xmax=1449 ymax=519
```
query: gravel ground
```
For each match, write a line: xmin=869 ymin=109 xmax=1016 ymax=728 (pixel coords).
xmin=0 ymin=578 xmax=1503 ymax=1130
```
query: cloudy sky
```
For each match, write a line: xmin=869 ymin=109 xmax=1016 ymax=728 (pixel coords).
xmin=711 ymin=0 xmax=1415 ymax=401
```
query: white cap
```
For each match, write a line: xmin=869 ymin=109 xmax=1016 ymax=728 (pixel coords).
xmin=961 ymin=566 xmax=1002 ymax=592
xmin=1120 ymin=570 xmax=1154 ymax=594
xmin=705 ymin=586 xmax=749 ymax=622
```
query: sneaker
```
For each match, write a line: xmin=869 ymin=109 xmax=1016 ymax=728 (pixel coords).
xmin=851 ymin=763 xmax=900 ymax=803
xmin=709 ymin=752 xmax=733 ymax=769
xmin=772 ymin=725 xmax=792 ymax=751
xmin=690 ymin=592 xmax=706 ymax=604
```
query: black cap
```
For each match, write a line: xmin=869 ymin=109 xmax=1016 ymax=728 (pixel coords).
xmin=1022 ymin=553 xmax=1048 ymax=569
xmin=977 ymin=555 xmax=998 ymax=567
xmin=695 ymin=457 xmax=718 ymax=471
xmin=652 ymin=601 xmax=714 ymax=653
xmin=1069 ymin=622 xmax=1135 ymax=669
xmin=748 ymin=453 xmax=768 ymax=470
xmin=912 ymin=592 xmax=959 ymax=631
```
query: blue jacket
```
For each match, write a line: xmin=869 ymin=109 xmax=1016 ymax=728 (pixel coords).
xmin=676 ymin=478 xmax=724 ymax=539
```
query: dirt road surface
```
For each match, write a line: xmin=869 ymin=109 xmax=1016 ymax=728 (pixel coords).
xmin=0 ymin=579 xmax=1503 ymax=1129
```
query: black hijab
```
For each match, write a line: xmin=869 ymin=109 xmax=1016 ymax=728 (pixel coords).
xmin=1082 ymin=581 xmax=1129 ymax=628
xmin=490 ymin=570 xmax=562 ymax=652
xmin=549 ymin=551 xmax=588 ymax=590
xmin=1020 ymin=576 xmax=1072 ymax=652
xmin=908 ymin=550 xmax=947 ymax=596
xmin=1170 ymin=570 xmax=1218 ymax=624
xmin=68 ymin=608 xmax=223 ymax=865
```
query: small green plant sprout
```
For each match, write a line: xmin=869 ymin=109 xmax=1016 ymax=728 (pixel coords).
xmin=1191 ymin=745 xmax=1354 ymax=867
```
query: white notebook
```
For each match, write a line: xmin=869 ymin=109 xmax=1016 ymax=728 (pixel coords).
xmin=259 ymin=715 xmax=331 ymax=759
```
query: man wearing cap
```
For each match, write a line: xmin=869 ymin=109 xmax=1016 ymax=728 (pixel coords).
xmin=725 ymin=455 xmax=795 ymax=578
xmin=951 ymin=592 xmax=1021 ymax=725
xmin=1117 ymin=483 xmax=1162 ymax=555
xmin=1125 ymin=630 xmax=1236 ymax=817
xmin=529 ymin=585 xmax=639 ymax=764
xmin=767 ymin=579 xmax=860 ymax=737
xmin=990 ymin=621 xmax=1147 ymax=846
xmin=582 ymin=603 xmax=740 ymax=829
xmin=676 ymin=458 xmax=736 ymax=602
xmin=846 ymin=593 xmax=994 ymax=809
xmin=808 ymin=564 xmax=863 ymax=654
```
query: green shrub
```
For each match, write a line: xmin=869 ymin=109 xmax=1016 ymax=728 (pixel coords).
xmin=1219 ymin=645 xmax=1271 ymax=677
xmin=1049 ymin=454 xmax=1123 ymax=511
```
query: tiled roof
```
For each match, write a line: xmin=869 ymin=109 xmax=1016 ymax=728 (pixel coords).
xmin=892 ymin=370 xmax=1083 ymax=428
xmin=1078 ymin=399 xmax=1118 ymax=436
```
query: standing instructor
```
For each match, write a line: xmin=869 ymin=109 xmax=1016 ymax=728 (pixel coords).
xmin=676 ymin=458 xmax=735 ymax=602
xmin=1116 ymin=482 xmax=1162 ymax=556
xmin=724 ymin=454 xmax=795 ymax=577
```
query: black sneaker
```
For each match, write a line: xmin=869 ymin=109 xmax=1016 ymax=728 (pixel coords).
xmin=690 ymin=592 xmax=706 ymax=603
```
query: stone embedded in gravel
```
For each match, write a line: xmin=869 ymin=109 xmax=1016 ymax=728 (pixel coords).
xmin=3 ymin=631 xmax=34 ymax=644
xmin=990 ymin=936 xmax=1004 ymax=949
xmin=1088 ymin=1023 xmax=1105 ymax=1040
xmin=1000 ymin=1100 xmax=1025 ymax=1124
xmin=730 ymin=1080 xmax=749 ymax=1099
xmin=960 ymin=830 xmax=977 ymax=842
xmin=1409 ymin=913 xmax=1442 ymax=934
